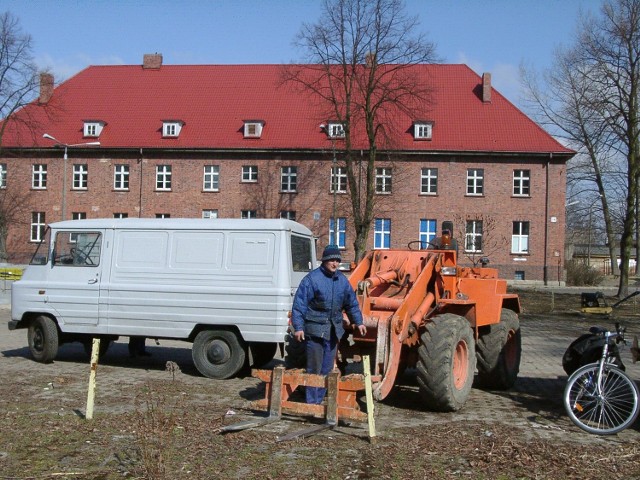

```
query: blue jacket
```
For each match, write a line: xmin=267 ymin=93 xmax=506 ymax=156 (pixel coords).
xmin=291 ymin=265 xmax=363 ymax=340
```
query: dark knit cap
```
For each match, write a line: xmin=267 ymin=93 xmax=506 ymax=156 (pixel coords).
xmin=321 ymin=245 xmax=342 ymax=262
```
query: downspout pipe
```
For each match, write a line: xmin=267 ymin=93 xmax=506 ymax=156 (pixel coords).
xmin=543 ymin=153 xmax=551 ymax=285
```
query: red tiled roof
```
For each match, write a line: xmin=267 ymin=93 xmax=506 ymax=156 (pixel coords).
xmin=2 ymin=63 xmax=573 ymax=155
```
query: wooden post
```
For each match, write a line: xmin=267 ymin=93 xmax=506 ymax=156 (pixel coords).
xmin=362 ymin=355 xmax=377 ymax=442
xmin=85 ymin=338 xmax=100 ymax=420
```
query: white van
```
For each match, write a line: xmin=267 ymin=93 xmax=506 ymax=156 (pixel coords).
xmin=9 ymin=218 xmax=316 ymax=379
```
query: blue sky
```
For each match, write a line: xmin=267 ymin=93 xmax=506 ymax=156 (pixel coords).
xmin=4 ymin=0 xmax=600 ymax=109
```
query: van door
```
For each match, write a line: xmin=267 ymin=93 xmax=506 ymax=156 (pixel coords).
xmin=46 ymin=230 xmax=104 ymax=325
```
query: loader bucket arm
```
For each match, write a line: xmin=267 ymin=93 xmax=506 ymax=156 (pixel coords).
xmin=372 ymin=253 xmax=438 ymax=400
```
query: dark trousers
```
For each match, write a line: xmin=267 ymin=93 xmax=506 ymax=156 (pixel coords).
xmin=305 ymin=334 xmax=338 ymax=404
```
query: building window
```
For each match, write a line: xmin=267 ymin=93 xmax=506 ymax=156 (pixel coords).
xmin=466 ymin=168 xmax=484 ymax=196
xmin=203 ymin=209 xmax=218 ymax=219
xmin=420 ymin=168 xmax=438 ymax=195
xmin=465 ymin=220 xmax=483 ymax=253
xmin=329 ymin=217 xmax=346 ymax=248
xmin=514 ymin=270 xmax=525 ymax=281
xmin=242 ymin=165 xmax=258 ymax=182
xmin=513 ymin=169 xmax=530 ymax=196
xmin=331 ymin=166 xmax=347 ymax=193
xmin=419 ymin=219 xmax=437 ymax=248
xmin=327 ymin=122 xmax=345 ymax=138
xmin=72 ymin=164 xmax=88 ymax=190
xmin=413 ymin=122 xmax=433 ymax=140
xmin=241 ymin=210 xmax=257 ymax=219
xmin=281 ymin=166 xmax=297 ymax=192
xmin=32 ymin=164 xmax=47 ymax=189
xmin=83 ymin=121 xmax=104 ymax=137
xmin=376 ymin=167 xmax=392 ymax=194
xmin=374 ymin=218 xmax=391 ymax=249
xmin=156 ymin=165 xmax=172 ymax=191
xmin=203 ymin=165 xmax=220 ymax=191
xmin=31 ymin=212 xmax=46 ymax=242
xmin=512 ymin=221 xmax=530 ymax=254
xmin=243 ymin=121 xmax=264 ymax=138
xmin=162 ymin=121 xmax=183 ymax=137
xmin=0 ymin=163 xmax=6 ymax=188
xmin=70 ymin=212 xmax=87 ymax=242
xmin=155 ymin=213 xmax=170 ymax=218
xmin=114 ymin=213 xmax=128 ymax=219
xmin=114 ymin=165 xmax=129 ymax=190
xmin=280 ymin=210 xmax=296 ymax=221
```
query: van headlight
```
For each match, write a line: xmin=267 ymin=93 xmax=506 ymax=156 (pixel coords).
xmin=441 ymin=267 xmax=457 ymax=276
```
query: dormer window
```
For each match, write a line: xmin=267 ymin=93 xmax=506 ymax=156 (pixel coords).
xmin=83 ymin=120 xmax=105 ymax=138
xmin=413 ymin=121 xmax=433 ymax=140
xmin=162 ymin=120 xmax=184 ymax=138
xmin=327 ymin=122 xmax=345 ymax=138
xmin=243 ymin=120 xmax=264 ymax=138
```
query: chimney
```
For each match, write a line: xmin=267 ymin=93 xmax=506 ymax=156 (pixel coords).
xmin=143 ymin=53 xmax=163 ymax=69
xmin=365 ymin=53 xmax=377 ymax=68
xmin=39 ymin=73 xmax=54 ymax=104
xmin=482 ymin=72 xmax=491 ymax=103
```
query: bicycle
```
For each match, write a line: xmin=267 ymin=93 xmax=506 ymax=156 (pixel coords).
xmin=563 ymin=323 xmax=640 ymax=435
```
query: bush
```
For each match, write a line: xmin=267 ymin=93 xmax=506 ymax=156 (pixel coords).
xmin=565 ymin=260 xmax=604 ymax=286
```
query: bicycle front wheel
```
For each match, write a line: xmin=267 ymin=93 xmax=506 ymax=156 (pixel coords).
xmin=564 ymin=363 xmax=640 ymax=435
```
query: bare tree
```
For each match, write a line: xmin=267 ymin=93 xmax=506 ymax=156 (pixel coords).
xmin=522 ymin=0 xmax=640 ymax=296
xmin=243 ymin=160 xmax=326 ymax=228
xmin=0 ymin=11 xmax=43 ymax=148
xmin=579 ymin=0 xmax=640 ymax=296
xmin=452 ymin=214 xmax=508 ymax=268
xmin=0 ymin=188 xmax=33 ymax=262
xmin=284 ymin=0 xmax=439 ymax=261
xmin=521 ymin=45 xmax=622 ymax=277
xmin=0 ymin=12 xmax=43 ymax=261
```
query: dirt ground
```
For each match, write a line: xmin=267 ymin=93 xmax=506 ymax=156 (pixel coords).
xmin=2 ymin=289 xmax=640 ymax=479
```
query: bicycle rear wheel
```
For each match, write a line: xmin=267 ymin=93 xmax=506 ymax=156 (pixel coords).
xmin=564 ymin=363 xmax=640 ymax=435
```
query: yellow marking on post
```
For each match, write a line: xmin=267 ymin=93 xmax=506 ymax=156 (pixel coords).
xmin=85 ymin=338 xmax=100 ymax=420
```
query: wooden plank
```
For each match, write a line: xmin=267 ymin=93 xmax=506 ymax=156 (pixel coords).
xmin=326 ymin=370 xmax=338 ymax=426
xmin=268 ymin=366 xmax=284 ymax=418
xmin=363 ymin=355 xmax=377 ymax=442
xmin=85 ymin=338 xmax=100 ymax=420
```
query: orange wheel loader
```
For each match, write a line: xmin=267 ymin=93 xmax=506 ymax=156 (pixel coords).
xmin=285 ymin=240 xmax=521 ymax=412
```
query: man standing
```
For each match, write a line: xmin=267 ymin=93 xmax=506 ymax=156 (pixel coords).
xmin=291 ymin=245 xmax=366 ymax=404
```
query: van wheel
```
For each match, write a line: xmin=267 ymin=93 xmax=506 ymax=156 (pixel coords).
xmin=192 ymin=329 xmax=246 ymax=379
xmin=28 ymin=316 xmax=59 ymax=363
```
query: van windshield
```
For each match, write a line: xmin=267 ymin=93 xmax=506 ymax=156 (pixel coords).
xmin=291 ymin=234 xmax=313 ymax=272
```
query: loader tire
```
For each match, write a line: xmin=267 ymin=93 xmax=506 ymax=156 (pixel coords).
xmin=416 ymin=314 xmax=476 ymax=412
xmin=284 ymin=333 xmax=306 ymax=369
xmin=476 ymin=309 xmax=521 ymax=389
xmin=28 ymin=315 xmax=59 ymax=363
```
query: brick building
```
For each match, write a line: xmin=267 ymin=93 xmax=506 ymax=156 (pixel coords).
xmin=0 ymin=54 xmax=574 ymax=283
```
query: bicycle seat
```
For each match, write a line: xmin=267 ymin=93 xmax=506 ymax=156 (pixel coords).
xmin=589 ymin=326 xmax=607 ymax=335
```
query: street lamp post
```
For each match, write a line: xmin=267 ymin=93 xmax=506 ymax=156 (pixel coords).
xmin=42 ymin=134 xmax=100 ymax=221
xmin=332 ymin=141 xmax=338 ymax=246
